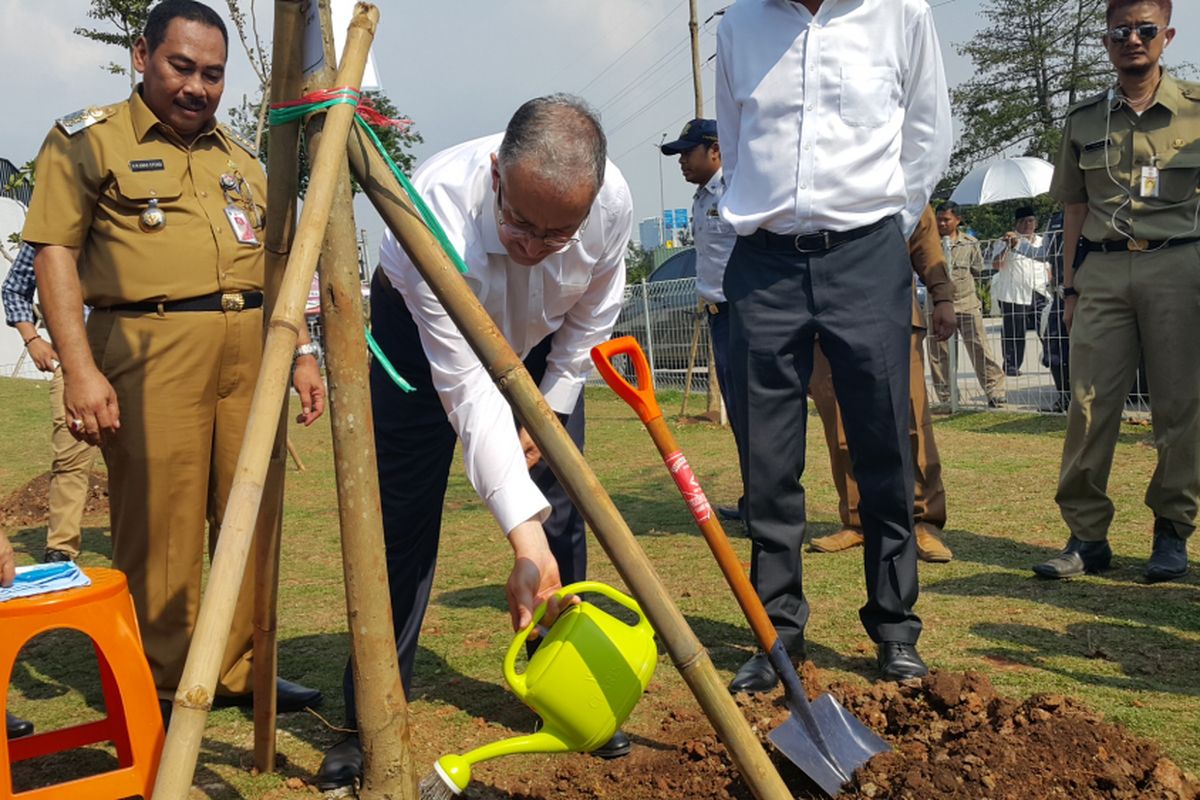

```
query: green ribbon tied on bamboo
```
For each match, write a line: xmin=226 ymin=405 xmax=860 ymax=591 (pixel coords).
xmin=269 ymin=87 xmax=471 ymax=393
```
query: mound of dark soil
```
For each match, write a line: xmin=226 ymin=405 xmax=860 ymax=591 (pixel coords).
xmin=0 ymin=471 xmax=108 ymax=529
xmin=478 ymin=667 xmax=1198 ymax=800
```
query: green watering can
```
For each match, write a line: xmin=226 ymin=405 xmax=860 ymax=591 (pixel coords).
xmin=429 ymin=581 xmax=657 ymax=795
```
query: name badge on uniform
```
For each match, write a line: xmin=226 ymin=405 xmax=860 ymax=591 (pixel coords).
xmin=225 ymin=204 xmax=259 ymax=245
xmin=1140 ymin=165 xmax=1160 ymax=198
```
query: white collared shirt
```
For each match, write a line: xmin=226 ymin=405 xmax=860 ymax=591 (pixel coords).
xmin=378 ymin=133 xmax=633 ymax=534
xmin=715 ymin=0 xmax=951 ymax=237
xmin=991 ymin=236 xmax=1051 ymax=304
xmin=692 ymin=168 xmax=737 ymax=303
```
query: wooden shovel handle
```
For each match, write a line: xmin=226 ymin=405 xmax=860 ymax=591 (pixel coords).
xmin=590 ymin=337 xmax=780 ymax=653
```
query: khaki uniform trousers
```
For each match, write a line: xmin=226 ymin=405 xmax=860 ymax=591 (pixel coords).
xmin=47 ymin=367 xmax=100 ymax=557
xmin=811 ymin=331 xmax=947 ymax=530
xmin=926 ymin=306 xmax=1006 ymax=403
xmin=86 ymin=306 xmax=284 ymax=698
xmin=1057 ymin=245 xmax=1200 ymax=540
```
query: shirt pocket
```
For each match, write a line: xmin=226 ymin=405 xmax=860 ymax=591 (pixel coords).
xmin=839 ymin=66 xmax=897 ymax=128
xmin=110 ymin=173 xmax=184 ymax=232
xmin=1156 ymin=148 xmax=1200 ymax=203
xmin=1078 ymin=145 xmax=1124 ymax=203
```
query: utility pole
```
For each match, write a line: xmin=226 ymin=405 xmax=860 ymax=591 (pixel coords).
xmin=657 ymin=133 xmax=667 ymax=245
xmin=689 ymin=0 xmax=703 ymax=117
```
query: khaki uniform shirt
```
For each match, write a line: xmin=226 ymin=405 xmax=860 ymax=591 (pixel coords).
xmin=945 ymin=231 xmax=985 ymax=313
xmin=23 ymin=88 xmax=266 ymax=308
xmin=1050 ymin=70 xmax=1200 ymax=243
xmin=908 ymin=205 xmax=953 ymax=328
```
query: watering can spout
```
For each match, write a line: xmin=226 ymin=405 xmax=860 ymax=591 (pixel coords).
xmin=435 ymin=731 xmax=573 ymax=794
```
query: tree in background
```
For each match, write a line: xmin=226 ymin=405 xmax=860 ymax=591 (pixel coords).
xmin=948 ymin=0 xmax=1109 ymax=183
xmin=75 ymin=0 xmax=158 ymax=89
xmin=624 ymin=242 xmax=653 ymax=284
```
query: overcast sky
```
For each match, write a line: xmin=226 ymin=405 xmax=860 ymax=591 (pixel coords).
xmin=2 ymin=0 xmax=1197 ymax=255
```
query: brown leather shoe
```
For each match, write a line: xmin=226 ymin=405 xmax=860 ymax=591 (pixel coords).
xmin=808 ymin=527 xmax=864 ymax=553
xmin=914 ymin=523 xmax=953 ymax=563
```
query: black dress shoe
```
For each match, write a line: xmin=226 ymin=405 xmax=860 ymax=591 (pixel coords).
xmin=591 ymin=730 xmax=632 ymax=759
xmin=877 ymin=642 xmax=928 ymax=681
xmin=1145 ymin=519 xmax=1189 ymax=583
xmin=1032 ymin=536 xmax=1112 ymax=579
xmin=6 ymin=711 xmax=33 ymax=739
xmin=728 ymin=652 xmax=778 ymax=694
xmin=717 ymin=505 xmax=743 ymax=522
xmin=42 ymin=549 xmax=73 ymax=563
xmin=213 ymin=677 xmax=323 ymax=712
xmin=316 ymin=734 xmax=362 ymax=791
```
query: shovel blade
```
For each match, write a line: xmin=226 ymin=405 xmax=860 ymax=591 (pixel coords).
xmin=769 ymin=693 xmax=890 ymax=797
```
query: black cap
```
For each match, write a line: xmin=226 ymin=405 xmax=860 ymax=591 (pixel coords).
xmin=1014 ymin=205 xmax=1036 ymax=220
xmin=661 ymin=119 xmax=718 ymax=155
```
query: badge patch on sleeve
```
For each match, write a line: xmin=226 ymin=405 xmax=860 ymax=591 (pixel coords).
xmin=129 ymin=159 xmax=165 ymax=172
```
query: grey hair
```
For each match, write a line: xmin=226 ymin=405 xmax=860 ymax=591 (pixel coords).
xmin=497 ymin=94 xmax=607 ymax=195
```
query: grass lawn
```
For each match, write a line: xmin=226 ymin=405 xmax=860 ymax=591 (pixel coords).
xmin=1 ymin=375 xmax=1197 ymax=798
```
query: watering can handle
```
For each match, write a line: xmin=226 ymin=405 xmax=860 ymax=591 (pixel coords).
xmin=590 ymin=337 xmax=662 ymax=425
xmin=503 ymin=581 xmax=653 ymax=700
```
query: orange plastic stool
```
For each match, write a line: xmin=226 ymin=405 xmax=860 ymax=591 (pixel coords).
xmin=1 ymin=567 xmax=163 ymax=799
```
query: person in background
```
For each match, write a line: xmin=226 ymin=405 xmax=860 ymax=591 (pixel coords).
xmin=715 ymin=0 xmax=951 ymax=693
xmin=2 ymin=242 xmax=100 ymax=563
xmin=808 ymin=205 xmax=956 ymax=563
xmin=990 ymin=206 xmax=1052 ymax=377
xmin=659 ymin=118 xmax=745 ymax=524
xmin=1035 ymin=0 xmax=1196 ymax=582
xmin=1 ymin=530 xmax=34 ymax=740
xmin=926 ymin=202 xmax=1006 ymax=407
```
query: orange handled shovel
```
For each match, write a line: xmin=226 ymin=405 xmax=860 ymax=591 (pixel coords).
xmin=591 ymin=336 xmax=890 ymax=797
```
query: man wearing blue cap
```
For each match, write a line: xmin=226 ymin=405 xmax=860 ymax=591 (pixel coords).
xmin=660 ymin=119 xmax=745 ymax=523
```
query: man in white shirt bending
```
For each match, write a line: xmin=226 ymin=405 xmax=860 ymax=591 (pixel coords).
xmin=316 ymin=95 xmax=634 ymax=790
xmin=715 ymin=0 xmax=951 ymax=693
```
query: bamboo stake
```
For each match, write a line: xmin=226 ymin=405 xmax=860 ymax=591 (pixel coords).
xmin=346 ymin=131 xmax=793 ymax=800
xmin=285 ymin=436 xmax=306 ymax=472
xmin=680 ymin=301 xmax=704 ymax=417
xmin=304 ymin=3 xmax=415 ymax=796
xmin=150 ymin=7 xmax=380 ymax=798
xmin=252 ymin=0 xmax=307 ymax=772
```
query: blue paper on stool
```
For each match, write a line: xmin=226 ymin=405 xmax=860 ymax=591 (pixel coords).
xmin=0 ymin=562 xmax=91 ymax=602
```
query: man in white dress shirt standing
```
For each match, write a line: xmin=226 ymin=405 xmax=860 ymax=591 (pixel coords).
xmin=715 ymin=0 xmax=952 ymax=692
xmin=316 ymin=95 xmax=634 ymax=789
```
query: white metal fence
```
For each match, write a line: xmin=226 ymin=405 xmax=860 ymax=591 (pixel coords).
xmin=589 ymin=243 xmax=1153 ymax=417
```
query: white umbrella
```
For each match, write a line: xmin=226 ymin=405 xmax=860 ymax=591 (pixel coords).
xmin=949 ymin=156 xmax=1055 ymax=206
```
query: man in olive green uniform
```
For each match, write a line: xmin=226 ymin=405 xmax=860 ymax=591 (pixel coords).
xmin=926 ymin=202 xmax=1006 ymax=407
xmin=22 ymin=0 xmax=325 ymax=708
xmin=808 ymin=206 xmax=955 ymax=562
xmin=1035 ymin=0 xmax=1197 ymax=582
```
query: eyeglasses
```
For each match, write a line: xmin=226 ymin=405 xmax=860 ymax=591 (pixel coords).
xmin=494 ymin=181 xmax=589 ymax=252
xmin=1107 ymin=23 xmax=1160 ymax=43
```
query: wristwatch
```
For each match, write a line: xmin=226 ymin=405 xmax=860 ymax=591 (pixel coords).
xmin=294 ymin=342 xmax=320 ymax=360
xmin=1061 ymin=286 xmax=1078 ymax=298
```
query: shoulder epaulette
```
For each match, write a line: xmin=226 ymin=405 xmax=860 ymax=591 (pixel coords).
xmin=219 ymin=124 xmax=258 ymax=157
xmin=1065 ymin=90 xmax=1108 ymax=117
xmin=55 ymin=104 xmax=119 ymax=136
xmin=958 ymin=231 xmax=978 ymax=243
xmin=1178 ymin=81 xmax=1200 ymax=101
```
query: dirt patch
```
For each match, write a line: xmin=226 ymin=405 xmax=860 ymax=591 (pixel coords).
xmin=0 ymin=471 xmax=108 ymax=529
xmin=462 ymin=667 xmax=1199 ymax=800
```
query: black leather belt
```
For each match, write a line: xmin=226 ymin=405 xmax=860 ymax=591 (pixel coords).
xmin=744 ymin=215 xmax=895 ymax=254
xmin=1082 ymin=237 xmax=1200 ymax=253
xmin=704 ymin=301 xmax=728 ymax=316
xmin=106 ymin=290 xmax=264 ymax=313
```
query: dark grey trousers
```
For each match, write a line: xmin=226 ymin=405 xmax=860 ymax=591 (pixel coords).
xmin=723 ymin=218 xmax=921 ymax=648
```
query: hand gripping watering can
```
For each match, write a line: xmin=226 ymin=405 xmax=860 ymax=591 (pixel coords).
xmin=429 ymin=581 xmax=657 ymax=795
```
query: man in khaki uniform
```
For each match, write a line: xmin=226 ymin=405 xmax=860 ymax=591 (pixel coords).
xmin=926 ymin=202 xmax=1006 ymax=406
xmin=22 ymin=0 xmax=324 ymax=710
xmin=1035 ymin=0 xmax=1197 ymax=582
xmin=809 ymin=206 xmax=955 ymax=562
